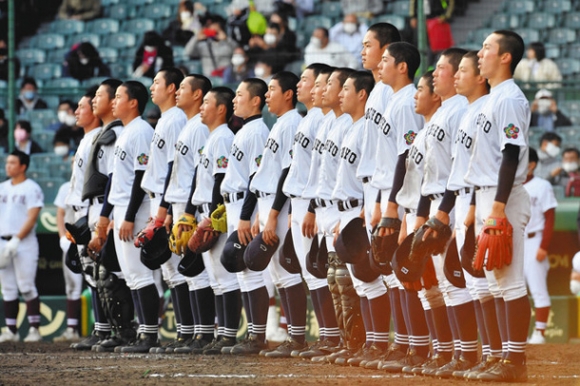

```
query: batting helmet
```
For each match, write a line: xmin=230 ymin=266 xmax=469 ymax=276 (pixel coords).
xmin=279 ymin=229 xmax=301 ymax=274
xmin=65 ymin=244 xmax=83 ymax=274
xmin=100 ymin=230 xmax=121 ymax=272
xmin=461 ymin=224 xmax=485 ymax=278
xmin=65 ymin=216 xmax=91 ymax=245
xmin=392 ymin=233 xmax=425 ymax=283
xmin=306 ymin=237 xmax=328 ymax=279
xmin=370 ymin=229 xmax=397 ymax=275
xmin=335 ymin=217 xmax=370 ymax=264
xmin=140 ymin=228 xmax=172 ymax=270
xmin=220 ymin=231 xmax=247 ymax=273
xmin=444 ymin=237 xmax=466 ymax=288
xmin=351 ymin=249 xmax=381 ymax=282
xmin=243 ymin=232 xmax=279 ymax=272
xmin=178 ymin=247 xmax=205 ymax=277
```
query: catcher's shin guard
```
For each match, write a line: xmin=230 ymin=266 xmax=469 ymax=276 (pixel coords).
xmin=335 ymin=262 xmax=365 ymax=349
xmin=97 ymin=265 xmax=136 ymax=339
xmin=327 ymin=252 xmax=344 ymax=341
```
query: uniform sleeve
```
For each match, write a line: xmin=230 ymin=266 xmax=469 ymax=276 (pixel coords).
xmin=280 ymin=124 xmax=297 ymax=169
xmin=134 ymin=130 xmax=153 ymax=172
xmin=190 ymin=126 xmax=209 ymax=167
xmin=395 ymin=104 xmax=423 ymax=155
xmin=447 ymin=109 xmax=465 ymax=158
xmin=212 ymin=134 xmax=234 ymax=176
xmin=497 ymin=97 xmax=529 ymax=151
xmin=165 ymin=121 xmax=183 ymax=164
xmin=248 ymin=130 xmax=267 ymax=176
xmin=53 ymin=183 xmax=69 ymax=209
xmin=28 ymin=182 xmax=44 ymax=209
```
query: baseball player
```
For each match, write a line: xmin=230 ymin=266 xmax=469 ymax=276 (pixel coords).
xmin=219 ymin=78 xmax=271 ymax=355
xmin=0 ymin=150 xmax=44 ymax=343
xmin=523 ymin=147 xmax=557 ymax=345
xmin=164 ymin=74 xmax=215 ymax=354
xmin=463 ymin=30 xmax=531 ymax=382
xmin=95 ymin=80 xmax=160 ymax=353
xmin=247 ymin=71 xmax=309 ymax=358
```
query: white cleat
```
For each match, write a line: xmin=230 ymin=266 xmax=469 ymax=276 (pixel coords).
xmin=0 ymin=328 xmax=19 ymax=343
xmin=53 ymin=327 xmax=80 ymax=342
xmin=23 ymin=327 xmax=42 ymax=342
xmin=528 ymin=330 xmax=546 ymax=344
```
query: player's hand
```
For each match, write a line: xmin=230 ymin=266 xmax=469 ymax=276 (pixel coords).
xmin=398 ymin=215 xmax=408 ymax=245
xmin=120 ymin=221 xmax=135 ymax=242
xmin=164 ymin=215 xmax=172 ymax=233
xmin=96 ymin=216 xmax=110 ymax=239
xmin=262 ymin=213 xmax=279 ymax=246
xmin=87 ymin=234 xmax=105 ymax=261
xmin=464 ymin=204 xmax=475 ymax=228
xmin=413 ymin=216 xmax=427 ymax=232
xmin=237 ymin=219 xmax=252 ymax=246
xmin=422 ymin=211 xmax=450 ymax=241
xmin=536 ymin=247 xmax=548 ymax=262
xmin=488 ymin=202 xmax=507 ymax=236
xmin=302 ymin=211 xmax=317 ymax=239
xmin=251 ymin=218 xmax=261 ymax=239
xmin=378 ymin=202 xmax=399 ymax=237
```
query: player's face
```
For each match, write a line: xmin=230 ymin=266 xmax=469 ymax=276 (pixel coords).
xmin=414 ymin=76 xmax=435 ymax=116
xmin=322 ymin=72 xmax=342 ymax=109
xmin=311 ymin=73 xmax=329 ymax=108
xmin=176 ymin=77 xmax=194 ymax=110
xmin=297 ymin=69 xmax=315 ymax=105
xmin=433 ymin=55 xmax=456 ymax=98
xmin=339 ymin=77 xmax=357 ymax=115
xmin=233 ymin=82 xmax=254 ymax=119
xmin=92 ymin=85 xmax=113 ymax=119
xmin=478 ymin=33 xmax=502 ymax=79
xmin=5 ymin=155 xmax=26 ymax=179
xmin=454 ymin=57 xmax=479 ymax=97
xmin=75 ymin=96 xmax=95 ymax=128
xmin=377 ymin=48 xmax=398 ymax=86
xmin=265 ymin=79 xmax=286 ymax=116
xmin=200 ymin=92 xmax=219 ymax=127
xmin=112 ymin=86 xmax=131 ymax=121
xmin=361 ymin=31 xmax=383 ymax=71
xmin=150 ymin=71 xmax=172 ymax=106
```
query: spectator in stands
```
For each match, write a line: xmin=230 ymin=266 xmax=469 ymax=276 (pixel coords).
xmin=223 ymin=46 xmax=255 ymax=84
xmin=536 ymin=132 xmax=562 ymax=181
xmin=227 ymin=0 xmax=267 ymax=50
xmin=185 ymin=15 xmax=237 ymax=77
xmin=16 ymin=77 xmax=48 ymax=116
xmin=133 ymin=31 xmax=175 ymax=79
xmin=45 ymin=100 xmax=76 ymax=132
xmin=62 ymin=42 xmax=110 ymax=82
xmin=0 ymin=108 xmax=7 ymax=153
xmin=304 ymin=27 xmax=357 ymax=69
xmin=268 ymin=11 xmax=297 ymax=54
xmin=254 ymin=57 xmax=274 ymax=83
xmin=14 ymin=120 xmax=43 ymax=155
xmin=0 ymin=35 xmax=21 ymax=81
xmin=247 ymin=21 xmax=298 ymax=72
xmin=58 ymin=0 xmax=101 ymax=21
xmin=530 ymin=89 xmax=572 ymax=132
xmin=548 ymin=147 xmax=580 ymax=197
xmin=515 ymin=42 xmax=562 ymax=89
xmin=162 ymin=0 xmax=205 ymax=47
xmin=52 ymin=100 xmax=83 ymax=155
xmin=410 ymin=0 xmax=455 ymax=63
xmin=340 ymin=0 xmax=383 ymax=18
xmin=329 ymin=14 xmax=367 ymax=69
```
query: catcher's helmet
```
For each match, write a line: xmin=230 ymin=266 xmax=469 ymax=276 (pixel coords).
xmin=306 ymin=237 xmax=328 ymax=279
xmin=140 ymin=228 xmax=172 ymax=270
xmin=178 ymin=247 xmax=205 ymax=277
xmin=220 ymin=231 xmax=247 ymax=273
xmin=279 ymin=229 xmax=301 ymax=274
xmin=335 ymin=217 xmax=369 ymax=264
xmin=243 ymin=232 xmax=279 ymax=272
xmin=444 ymin=237 xmax=466 ymax=288
xmin=65 ymin=216 xmax=91 ymax=245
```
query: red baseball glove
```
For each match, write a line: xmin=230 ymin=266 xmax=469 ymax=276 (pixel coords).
xmin=187 ymin=217 xmax=221 ymax=254
xmin=474 ymin=217 xmax=513 ymax=271
xmin=401 ymin=257 xmax=438 ymax=291
xmin=134 ymin=217 xmax=165 ymax=248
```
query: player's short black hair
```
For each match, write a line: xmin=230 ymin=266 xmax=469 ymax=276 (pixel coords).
xmin=563 ymin=147 xmax=580 ymax=159
xmin=100 ymin=78 xmax=123 ymax=100
xmin=528 ymin=42 xmax=546 ymax=62
xmin=159 ymin=67 xmax=185 ymax=91
xmin=332 ymin=67 xmax=355 ymax=89
xmin=305 ymin=63 xmax=332 ymax=79
xmin=9 ymin=149 xmax=30 ymax=170
xmin=440 ymin=47 xmax=468 ymax=73
xmin=387 ymin=42 xmax=421 ymax=81
xmin=211 ymin=86 xmax=235 ymax=122
xmin=186 ymin=74 xmax=212 ymax=96
xmin=84 ymin=84 xmax=99 ymax=99
xmin=271 ymin=71 xmax=299 ymax=107
xmin=242 ymin=78 xmax=268 ymax=110
xmin=420 ymin=70 xmax=435 ymax=93
xmin=367 ymin=23 xmax=402 ymax=48
xmin=493 ymin=30 xmax=525 ymax=75
xmin=529 ymin=147 xmax=538 ymax=164
xmin=347 ymin=71 xmax=374 ymax=97
xmin=540 ymin=132 xmax=562 ymax=146
xmin=122 ymin=80 xmax=149 ymax=115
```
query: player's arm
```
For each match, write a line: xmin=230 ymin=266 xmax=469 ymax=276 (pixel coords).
xmin=156 ymin=161 xmax=174 ymax=221
xmin=210 ymin=173 xmax=225 ymax=213
xmin=414 ymin=194 xmax=430 ymax=231
xmin=97 ymin=173 xmax=114 ymax=231
xmin=464 ymin=191 xmax=476 ymax=228
xmin=490 ymin=144 xmax=520 ymax=219
xmin=538 ymin=207 xmax=555 ymax=262
xmin=263 ymin=167 xmax=290 ymax=245
xmin=238 ymin=173 xmax=258 ymax=245
xmin=302 ymin=201 xmax=316 ymax=239
xmin=422 ymin=189 xmax=456 ymax=240
xmin=378 ymin=150 xmax=408 ymax=237
xmin=16 ymin=206 xmax=42 ymax=240
xmin=120 ymin=170 xmax=147 ymax=241
xmin=56 ymin=206 xmax=67 ymax=238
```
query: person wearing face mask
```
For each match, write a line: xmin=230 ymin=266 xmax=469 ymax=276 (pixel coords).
xmin=53 ymin=100 xmax=84 ymax=154
xmin=133 ymin=31 xmax=175 ymax=79
xmin=570 ymin=252 xmax=580 ymax=296
xmin=15 ymin=77 xmax=48 ymax=116
xmin=162 ymin=0 xmax=206 ymax=46
xmin=223 ymin=46 xmax=255 ymax=84
xmin=514 ymin=42 xmax=562 ymax=89
xmin=63 ymin=42 xmax=110 ymax=82
xmin=530 ymin=89 xmax=571 ymax=133
xmin=304 ymin=27 xmax=358 ymax=69
xmin=0 ymin=36 xmax=21 ymax=82
xmin=329 ymin=14 xmax=368 ymax=69
xmin=247 ymin=22 xmax=297 ymax=73
xmin=14 ymin=120 xmax=43 ymax=155
xmin=549 ymin=147 xmax=580 ymax=197
xmin=535 ymin=132 xmax=562 ymax=181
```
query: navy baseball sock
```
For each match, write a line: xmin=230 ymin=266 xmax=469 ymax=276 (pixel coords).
xmin=431 ymin=305 xmax=452 ymax=360
xmin=278 ymin=287 xmax=291 ymax=337
xmin=474 ymin=300 xmax=489 ymax=359
xmin=360 ymin=296 xmax=373 ymax=347
xmin=131 ymin=290 xmax=143 ymax=330
xmin=137 ymin=284 xmax=160 ymax=338
xmin=195 ymin=286 xmax=216 ymax=341
xmin=453 ymin=301 xmax=478 ymax=363
xmin=505 ymin=296 xmax=531 ymax=365
xmin=447 ymin=306 xmax=461 ymax=359
xmin=248 ymin=286 xmax=269 ymax=342
xmin=25 ymin=297 xmax=40 ymax=329
xmin=284 ymin=283 xmax=307 ymax=344
xmin=175 ymin=283 xmax=194 ymax=340
xmin=369 ymin=293 xmax=390 ymax=350
xmin=424 ymin=309 xmax=437 ymax=354
xmin=3 ymin=299 xmax=18 ymax=334
xmin=312 ymin=287 xmax=339 ymax=344
xmin=215 ymin=294 xmax=225 ymax=338
xmin=494 ymin=297 xmax=508 ymax=358
xmin=241 ymin=291 xmax=252 ymax=335
xmin=67 ymin=299 xmax=81 ymax=331
xmin=405 ymin=290 xmax=430 ymax=358
xmin=481 ymin=298 xmax=502 ymax=358
xmin=222 ymin=289 xmax=242 ymax=339
xmin=169 ymin=288 xmax=181 ymax=338
xmin=93 ymin=287 xmax=112 ymax=334
xmin=309 ymin=287 xmax=324 ymax=341
xmin=188 ymin=290 xmax=199 ymax=336
xmin=389 ymin=287 xmax=408 ymax=351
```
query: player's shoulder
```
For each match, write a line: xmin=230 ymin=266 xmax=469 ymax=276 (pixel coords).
xmin=23 ymin=178 xmax=43 ymax=192
xmin=530 ymin=176 xmax=554 ymax=190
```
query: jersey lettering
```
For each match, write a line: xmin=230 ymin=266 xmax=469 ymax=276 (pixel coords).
xmin=366 ymin=107 xmax=385 ymax=127
xmin=379 ymin=121 xmax=391 ymax=136
xmin=77 ymin=158 xmax=84 ymax=168
xmin=114 ymin=146 xmax=126 ymax=161
xmin=200 ymin=154 xmax=210 ymax=169
xmin=325 ymin=139 xmax=339 ymax=157
xmin=0 ymin=194 xmax=27 ymax=205
xmin=97 ymin=148 xmax=104 ymax=159
xmin=408 ymin=145 xmax=424 ymax=165
xmin=426 ymin=124 xmax=445 ymax=141
xmin=313 ymin=138 xmax=325 ymax=155
xmin=152 ymin=132 xmax=166 ymax=149
xmin=231 ymin=144 xmax=244 ymax=161
xmin=176 ymin=141 xmax=189 ymax=156
xmin=265 ymin=138 xmax=279 ymax=153
xmin=294 ymin=131 xmax=310 ymax=149
xmin=340 ymin=147 xmax=357 ymax=164
xmin=477 ymin=113 xmax=492 ymax=133
xmin=456 ymin=129 xmax=473 ymax=149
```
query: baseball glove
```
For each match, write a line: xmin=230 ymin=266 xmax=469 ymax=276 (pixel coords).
xmin=134 ymin=216 xmax=165 ymax=248
xmin=370 ymin=219 xmax=400 ymax=275
xmin=210 ymin=204 xmax=227 ymax=233
xmin=474 ymin=217 xmax=513 ymax=271
xmin=187 ymin=217 xmax=221 ymax=254
xmin=169 ymin=214 xmax=197 ymax=256
xmin=410 ymin=217 xmax=452 ymax=262
xmin=461 ymin=224 xmax=485 ymax=278
xmin=401 ymin=257 xmax=438 ymax=291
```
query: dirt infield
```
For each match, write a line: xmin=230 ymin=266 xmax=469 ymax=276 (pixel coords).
xmin=0 ymin=341 xmax=579 ymax=385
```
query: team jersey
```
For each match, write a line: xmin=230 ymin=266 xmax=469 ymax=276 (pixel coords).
xmin=97 ymin=122 xmax=124 ymax=177
xmin=108 ymin=117 xmax=154 ymax=206
xmin=357 ymin=82 xmax=393 ymax=180
xmin=421 ymin=94 xmax=468 ymax=196
xmin=396 ymin=128 xmax=428 ymax=211
xmin=191 ymin=124 xmax=234 ymax=206
xmin=55 ymin=181 xmax=75 ymax=224
xmin=141 ymin=106 xmax=187 ymax=195
xmin=315 ymin=113 xmax=353 ymax=200
xmin=524 ymin=176 xmax=557 ymax=234
xmin=283 ymin=107 xmax=324 ymax=198
xmin=0 ymin=178 xmax=44 ymax=237
xmin=371 ymin=84 xmax=424 ymax=191
xmin=465 ymin=79 xmax=530 ymax=187
xmin=447 ymin=95 xmax=489 ymax=191
xmin=250 ymin=109 xmax=302 ymax=195
xmin=164 ymin=114 xmax=209 ymax=203
xmin=302 ymin=111 xmax=335 ymax=199
xmin=65 ymin=128 xmax=99 ymax=207
xmin=331 ymin=117 xmax=365 ymax=201
xmin=221 ymin=117 xmax=269 ymax=195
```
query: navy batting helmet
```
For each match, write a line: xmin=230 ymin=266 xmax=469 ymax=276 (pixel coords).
xmin=306 ymin=237 xmax=328 ymax=279
xmin=444 ymin=237 xmax=466 ymax=288
xmin=178 ymin=247 xmax=205 ymax=277
xmin=279 ymin=229 xmax=301 ymax=274
xmin=65 ymin=216 xmax=91 ymax=245
xmin=140 ymin=228 xmax=172 ymax=270
xmin=392 ymin=233 xmax=424 ymax=283
xmin=100 ymin=230 xmax=121 ymax=272
xmin=65 ymin=244 xmax=83 ymax=274
xmin=243 ymin=232 xmax=279 ymax=272
xmin=335 ymin=217 xmax=370 ymax=264
xmin=221 ymin=231 xmax=247 ymax=273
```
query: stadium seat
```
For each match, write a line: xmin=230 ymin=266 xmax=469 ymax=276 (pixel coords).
xmin=172 ymin=46 xmax=187 ymax=63
xmin=127 ymin=0 xmax=154 ymax=5
xmin=552 ymin=185 xmax=565 ymax=200
xmin=139 ymin=4 xmax=172 ymax=19
xmin=29 ymin=63 xmax=62 ymax=80
xmin=101 ymin=0 xmax=119 ymax=6
xmin=49 ymin=19 xmax=85 ymax=35
xmin=541 ymin=0 xmax=572 ymax=14
xmin=555 ymin=58 xmax=580 ymax=76
xmin=208 ymin=76 xmax=224 ymax=87
xmin=163 ymin=0 xmax=181 ymax=5
xmin=27 ymin=110 xmax=58 ymax=130
xmin=34 ymin=33 xmax=66 ymax=50
xmin=42 ymin=95 xmax=61 ymax=110
xmin=179 ymin=60 xmax=202 ymax=74
xmin=566 ymin=43 xmax=580 ymax=59
xmin=302 ymin=15 xmax=333 ymax=38
xmin=121 ymin=18 xmax=156 ymax=34
xmin=321 ymin=2 xmax=342 ymax=19
xmin=86 ymin=18 xmax=120 ymax=35
xmin=564 ymin=12 xmax=580 ymax=29
xmin=98 ymin=47 xmax=119 ymax=64
xmin=505 ymin=0 xmax=535 ymax=14
xmin=45 ymin=78 xmax=81 ymax=89
xmin=49 ymin=162 xmax=71 ymax=181
xmin=103 ymin=33 xmax=137 ymax=49
xmin=105 ymin=4 xmax=137 ymax=20
xmin=36 ymin=177 xmax=65 ymax=203
xmin=108 ymin=62 xmax=132 ymax=78
xmin=32 ymin=130 xmax=56 ymax=151
xmin=467 ymin=28 xmax=495 ymax=44
xmin=81 ymin=77 xmax=110 ymax=88
xmin=525 ymin=12 xmax=556 ymax=28
xmin=514 ymin=28 xmax=541 ymax=44
xmin=129 ymin=76 xmax=153 ymax=88
xmin=391 ymin=0 xmax=411 ymax=16
xmin=543 ymin=43 xmax=560 ymax=59
xmin=118 ymin=47 xmax=138 ymax=62
xmin=548 ymin=28 xmax=577 ymax=44
xmin=490 ymin=14 xmax=520 ymax=29
xmin=66 ymin=33 xmax=100 ymax=48
xmin=47 ymin=47 xmax=71 ymax=63
xmin=16 ymin=48 xmax=46 ymax=66
xmin=285 ymin=60 xmax=304 ymax=76
xmin=559 ymin=100 xmax=580 ymax=116
xmin=28 ymin=170 xmax=50 ymax=180
xmin=371 ymin=14 xmax=406 ymax=31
